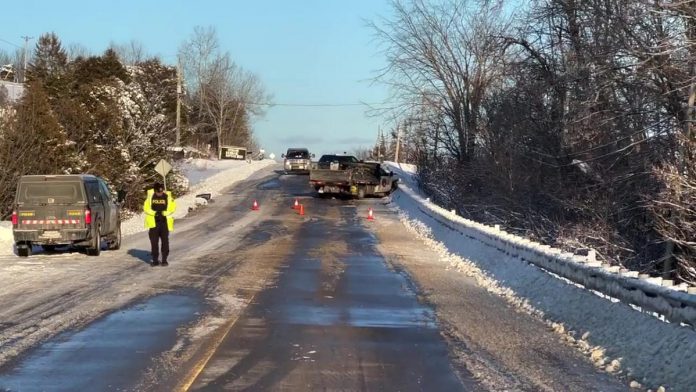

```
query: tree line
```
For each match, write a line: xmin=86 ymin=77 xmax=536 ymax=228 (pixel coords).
xmin=372 ymin=0 xmax=696 ymax=282
xmin=0 ymin=27 xmax=267 ymax=214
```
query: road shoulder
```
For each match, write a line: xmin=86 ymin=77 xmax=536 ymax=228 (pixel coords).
xmin=370 ymin=210 xmax=629 ymax=392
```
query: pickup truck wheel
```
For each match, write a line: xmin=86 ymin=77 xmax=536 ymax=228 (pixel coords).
xmin=108 ymin=222 xmax=121 ymax=251
xmin=87 ymin=226 xmax=101 ymax=256
xmin=17 ymin=242 xmax=31 ymax=257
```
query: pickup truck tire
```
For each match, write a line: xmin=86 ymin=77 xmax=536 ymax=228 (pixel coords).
xmin=87 ymin=226 xmax=101 ymax=256
xmin=108 ymin=222 xmax=121 ymax=250
xmin=17 ymin=242 xmax=31 ymax=257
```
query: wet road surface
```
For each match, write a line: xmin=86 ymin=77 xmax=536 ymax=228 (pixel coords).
xmin=189 ymin=180 xmax=470 ymax=391
xmin=0 ymin=293 xmax=202 ymax=392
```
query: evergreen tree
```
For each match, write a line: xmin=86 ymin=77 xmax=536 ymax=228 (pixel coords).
xmin=13 ymin=82 xmax=76 ymax=174
xmin=26 ymin=33 xmax=68 ymax=95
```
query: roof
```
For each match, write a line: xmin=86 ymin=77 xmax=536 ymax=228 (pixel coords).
xmin=19 ymin=174 xmax=100 ymax=181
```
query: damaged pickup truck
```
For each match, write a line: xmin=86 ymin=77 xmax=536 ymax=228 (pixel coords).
xmin=309 ymin=154 xmax=398 ymax=198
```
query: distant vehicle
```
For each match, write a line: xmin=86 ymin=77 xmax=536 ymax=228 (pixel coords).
xmin=282 ymin=148 xmax=315 ymax=174
xmin=309 ymin=154 xmax=398 ymax=198
xmin=12 ymin=175 xmax=122 ymax=257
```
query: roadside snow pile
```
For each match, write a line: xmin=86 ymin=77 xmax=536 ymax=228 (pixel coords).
xmin=121 ymin=159 xmax=275 ymax=236
xmin=388 ymin=176 xmax=695 ymax=391
xmin=384 ymin=161 xmax=418 ymax=187
xmin=177 ymin=158 xmax=251 ymax=187
xmin=0 ymin=222 xmax=13 ymax=255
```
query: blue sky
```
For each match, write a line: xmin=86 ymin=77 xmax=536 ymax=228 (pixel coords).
xmin=0 ymin=0 xmax=394 ymax=157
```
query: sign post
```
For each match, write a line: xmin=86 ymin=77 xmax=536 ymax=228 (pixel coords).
xmin=154 ymin=159 xmax=173 ymax=190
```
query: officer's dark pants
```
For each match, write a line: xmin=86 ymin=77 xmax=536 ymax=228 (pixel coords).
xmin=149 ymin=223 xmax=169 ymax=262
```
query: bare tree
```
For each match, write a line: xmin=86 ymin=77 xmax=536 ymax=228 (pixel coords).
xmin=178 ymin=26 xmax=220 ymax=109
xmin=109 ymin=40 xmax=147 ymax=65
xmin=371 ymin=0 xmax=511 ymax=163
xmin=179 ymin=26 xmax=269 ymax=153
xmin=66 ymin=42 xmax=90 ymax=61
xmin=201 ymin=53 xmax=267 ymax=156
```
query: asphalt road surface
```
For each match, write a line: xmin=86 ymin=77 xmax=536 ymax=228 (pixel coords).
xmin=0 ymin=167 xmax=628 ymax=392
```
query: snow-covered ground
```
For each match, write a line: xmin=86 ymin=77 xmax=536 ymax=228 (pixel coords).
xmin=0 ymin=159 xmax=277 ymax=255
xmin=384 ymin=161 xmax=694 ymax=391
xmin=121 ymin=158 xmax=275 ymax=237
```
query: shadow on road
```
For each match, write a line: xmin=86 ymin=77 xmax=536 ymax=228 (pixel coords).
xmin=127 ymin=249 xmax=152 ymax=265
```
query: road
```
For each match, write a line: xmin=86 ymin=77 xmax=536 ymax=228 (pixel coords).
xmin=0 ymin=167 xmax=628 ymax=391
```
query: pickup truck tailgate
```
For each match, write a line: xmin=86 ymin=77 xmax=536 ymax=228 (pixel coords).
xmin=309 ymin=169 xmax=352 ymax=184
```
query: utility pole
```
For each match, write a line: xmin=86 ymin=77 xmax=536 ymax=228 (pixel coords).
xmin=175 ymin=58 xmax=182 ymax=146
xmin=21 ymin=36 xmax=33 ymax=83
xmin=394 ymin=124 xmax=402 ymax=163
xmin=376 ymin=126 xmax=382 ymax=162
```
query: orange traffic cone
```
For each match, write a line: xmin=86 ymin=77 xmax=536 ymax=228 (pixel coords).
xmin=367 ymin=208 xmax=374 ymax=221
xmin=299 ymin=204 xmax=305 ymax=216
xmin=293 ymin=198 xmax=300 ymax=210
xmin=252 ymin=200 xmax=260 ymax=211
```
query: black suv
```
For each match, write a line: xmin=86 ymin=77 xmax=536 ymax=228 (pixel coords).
xmin=12 ymin=175 xmax=122 ymax=257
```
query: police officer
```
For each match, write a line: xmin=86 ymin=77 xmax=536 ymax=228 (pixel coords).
xmin=143 ymin=182 xmax=176 ymax=266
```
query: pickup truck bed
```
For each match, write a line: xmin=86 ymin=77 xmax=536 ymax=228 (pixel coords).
xmin=309 ymin=158 xmax=397 ymax=198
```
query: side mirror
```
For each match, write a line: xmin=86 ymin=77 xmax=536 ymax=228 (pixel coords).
xmin=390 ymin=171 xmax=394 ymax=177
xmin=116 ymin=190 xmax=127 ymax=204
xmin=281 ymin=154 xmax=286 ymax=158
xmin=311 ymin=153 xmax=316 ymax=158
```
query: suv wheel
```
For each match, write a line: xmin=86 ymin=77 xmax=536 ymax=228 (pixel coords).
xmin=108 ymin=222 xmax=121 ymax=251
xmin=87 ymin=226 xmax=101 ymax=256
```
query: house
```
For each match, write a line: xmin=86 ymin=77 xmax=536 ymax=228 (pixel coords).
xmin=0 ymin=80 xmax=24 ymax=103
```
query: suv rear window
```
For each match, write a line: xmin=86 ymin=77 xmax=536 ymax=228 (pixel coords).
xmin=17 ymin=182 xmax=85 ymax=204
xmin=286 ymin=150 xmax=309 ymax=159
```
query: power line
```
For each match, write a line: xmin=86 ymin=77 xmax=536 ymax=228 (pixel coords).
xmin=0 ymin=37 xmax=22 ymax=49
xmin=245 ymin=101 xmax=389 ymax=108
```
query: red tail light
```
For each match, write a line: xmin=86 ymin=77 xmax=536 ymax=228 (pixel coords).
xmin=85 ymin=208 xmax=92 ymax=225
xmin=11 ymin=211 xmax=17 ymax=226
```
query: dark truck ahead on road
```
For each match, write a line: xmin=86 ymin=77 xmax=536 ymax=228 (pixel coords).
xmin=12 ymin=175 xmax=122 ymax=257
xmin=309 ymin=155 xmax=398 ymax=198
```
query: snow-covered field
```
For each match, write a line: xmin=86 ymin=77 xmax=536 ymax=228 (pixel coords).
xmin=384 ymin=161 xmax=694 ymax=391
xmin=0 ymin=159 xmax=276 ymax=256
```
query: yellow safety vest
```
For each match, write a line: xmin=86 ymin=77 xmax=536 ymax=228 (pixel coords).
xmin=143 ymin=189 xmax=176 ymax=231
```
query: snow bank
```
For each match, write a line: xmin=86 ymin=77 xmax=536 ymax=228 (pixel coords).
xmin=121 ymin=159 xmax=275 ymax=236
xmin=387 ymin=171 xmax=696 ymax=391
xmin=0 ymin=222 xmax=13 ymax=256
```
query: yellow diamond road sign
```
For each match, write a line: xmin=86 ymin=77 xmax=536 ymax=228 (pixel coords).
xmin=155 ymin=159 xmax=172 ymax=177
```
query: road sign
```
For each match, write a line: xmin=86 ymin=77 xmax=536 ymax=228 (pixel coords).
xmin=155 ymin=159 xmax=172 ymax=177
xmin=154 ymin=159 xmax=173 ymax=190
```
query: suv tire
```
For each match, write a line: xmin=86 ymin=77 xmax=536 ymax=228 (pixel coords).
xmin=108 ymin=222 xmax=121 ymax=251
xmin=87 ymin=226 xmax=101 ymax=256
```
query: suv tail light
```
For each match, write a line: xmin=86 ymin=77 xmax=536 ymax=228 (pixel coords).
xmin=85 ymin=208 xmax=92 ymax=225
xmin=11 ymin=211 xmax=17 ymax=226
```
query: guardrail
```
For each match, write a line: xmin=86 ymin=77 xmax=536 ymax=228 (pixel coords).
xmin=394 ymin=185 xmax=696 ymax=327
